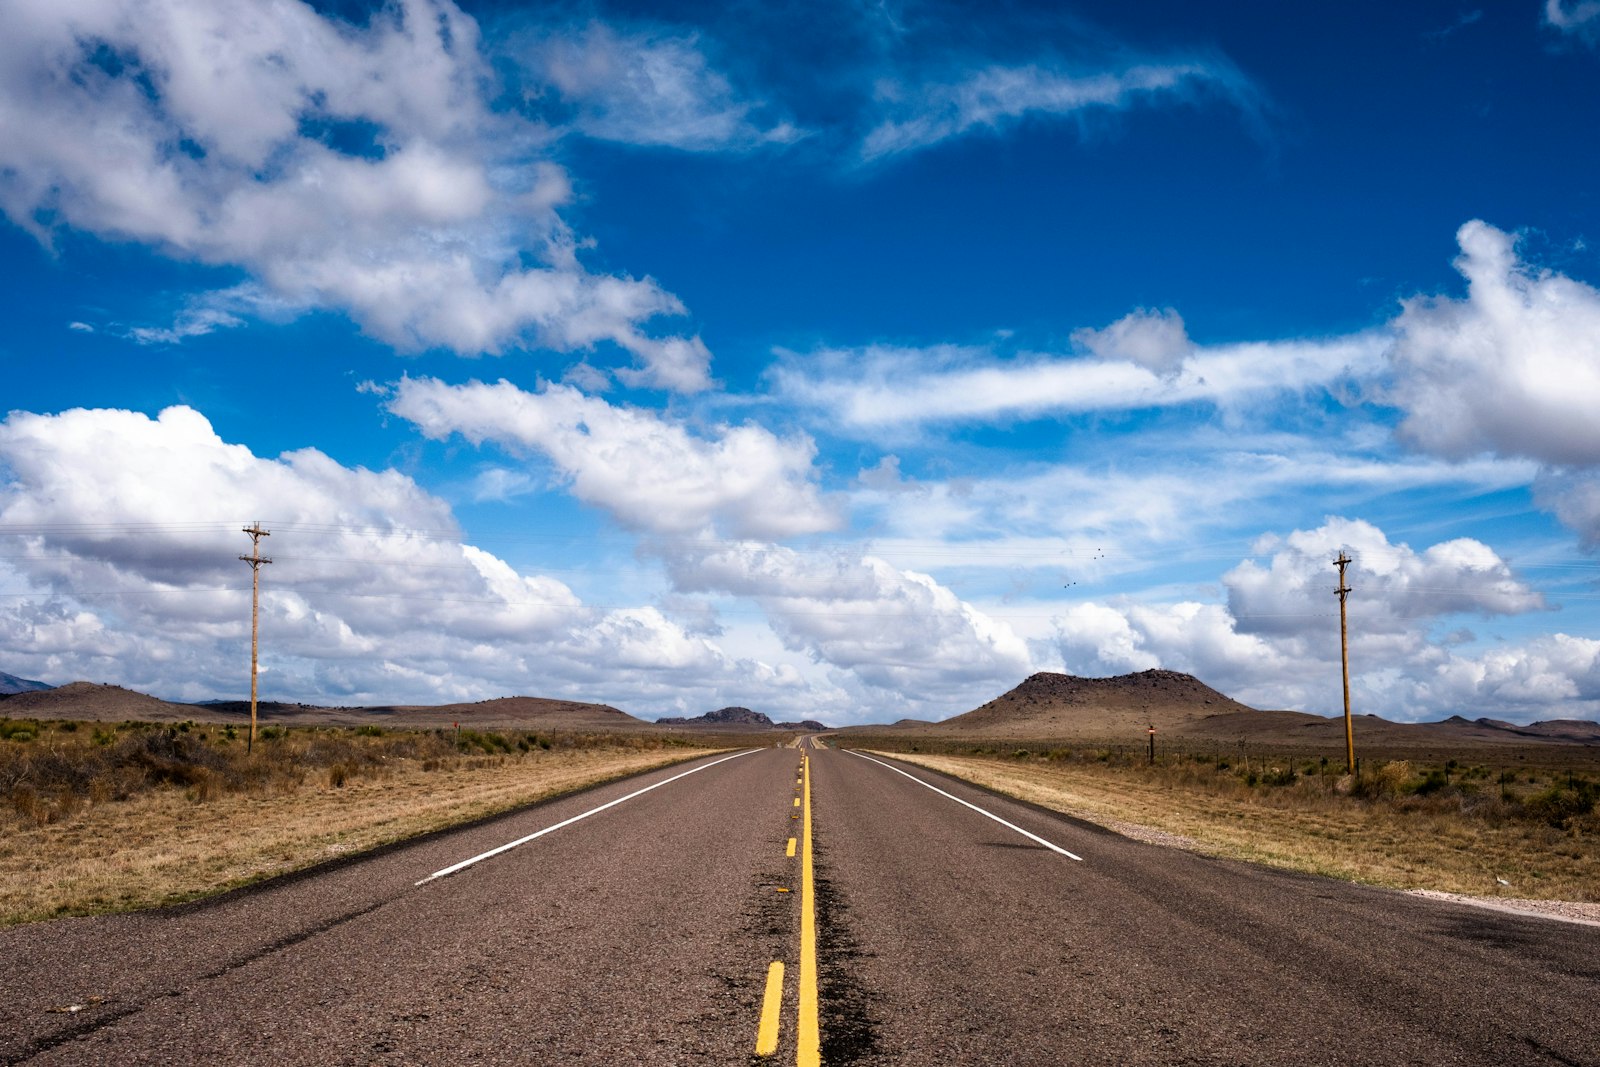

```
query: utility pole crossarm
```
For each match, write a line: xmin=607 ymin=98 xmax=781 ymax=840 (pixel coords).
xmin=240 ymin=523 xmax=272 ymax=755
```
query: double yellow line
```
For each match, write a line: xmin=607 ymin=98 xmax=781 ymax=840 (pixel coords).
xmin=756 ymin=753 xmax=820 ymax=1064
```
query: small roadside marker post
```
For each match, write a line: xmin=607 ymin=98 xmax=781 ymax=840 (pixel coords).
xmin=1147 ymin=724 xmax=1156 ymax=765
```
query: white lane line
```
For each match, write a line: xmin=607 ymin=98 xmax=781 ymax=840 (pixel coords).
xmin=846 ymin=751 xmax=1084 ymax=862
xmin=415 ymin=749 xmax=759 ymax=885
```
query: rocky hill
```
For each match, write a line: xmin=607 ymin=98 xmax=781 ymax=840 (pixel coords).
xmin=931 ymin=669 xmax=1254 ymax=738
xmin=656 ymin=706 xmax=826 ymax=731
xmin=0 ymin=681 xmax=194 ymax=720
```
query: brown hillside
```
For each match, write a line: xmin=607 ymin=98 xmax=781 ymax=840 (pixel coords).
xmin=0 ymin=681 xmax=194 ymax=722
xmin=0 ymin=684 xmax=649 ymax=731
xmin=362 ymin=696 xmax=648 ymax=731
xmin=928 ymin=670 xmax=1255 ymax=739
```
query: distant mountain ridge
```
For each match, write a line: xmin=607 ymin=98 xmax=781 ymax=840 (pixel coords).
xmin=0 ymin=671 xmax=53 ymax=696
xmin=656 ymin=706 xmax=827 ymax=731
xmin=0 ymin=681 xmax=650 ymax=730
xmin=852 ymin=669 xmax=1600 ymax=749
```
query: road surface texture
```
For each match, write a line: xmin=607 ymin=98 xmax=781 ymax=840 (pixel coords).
xmin=2 ymin=744 xmax=1596 ymax=1065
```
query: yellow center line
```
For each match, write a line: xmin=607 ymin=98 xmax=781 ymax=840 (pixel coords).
xmin=755 ymin=960 xmax=785 ymax=1056
xmin=798 ymin=753 xmax=820 ymax=1067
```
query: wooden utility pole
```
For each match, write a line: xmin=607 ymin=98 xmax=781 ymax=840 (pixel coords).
xmin=1334 ymin=551 xmax=1354 ymax=775
xmin=239 ymin=523 xmax=272 ymax=754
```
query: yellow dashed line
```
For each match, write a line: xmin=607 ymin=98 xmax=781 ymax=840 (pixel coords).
xmin=786 ymin=837 xmax=797 ymax=858
xmin=755 ymin=961 xmax=784 ymax=1056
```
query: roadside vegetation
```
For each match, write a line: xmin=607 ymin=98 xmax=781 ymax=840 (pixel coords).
xmin=845 ymin=739 xmax=1599 ymax=903
xmin=0 ymin=717 xmax=719 ymax=927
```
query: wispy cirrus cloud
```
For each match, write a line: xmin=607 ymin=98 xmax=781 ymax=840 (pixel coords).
xmin=860 ymin=58 xmax=1251 ymax=161
xmin=770 ymin=329 xmax=1388 ymax=433
xmin=1546 ymin=0 xmax=1600 ymax=42
xmin=515 ymin=21 xmax=803 ymax=152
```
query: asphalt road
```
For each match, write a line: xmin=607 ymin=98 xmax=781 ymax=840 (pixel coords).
xmin=3 ymin=744 xmax=1597 ymax=1065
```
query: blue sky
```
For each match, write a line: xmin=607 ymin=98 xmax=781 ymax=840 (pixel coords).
xmin=3 ymin=0 xmax=1600 ymax=725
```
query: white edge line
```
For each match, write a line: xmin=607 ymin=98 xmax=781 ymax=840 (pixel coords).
xmin=847 ymin=750 xmax=1083 ymax=862
xmin=414 ymin=748 xmax=759 ymax=885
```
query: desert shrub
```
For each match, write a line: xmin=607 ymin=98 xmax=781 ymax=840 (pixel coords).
xmin=1352 ymin=760 xmax=1412 ymax=801
xmin=1410 ymin=769 xmax=1450 ymax=796
xmin=186 ymin=767 xmax=226 ymax=803
xmin=456 ymin=729 xmax=510 ymax=755
xmin=1524 ymin=782 xmax=1597 ymax=828
xmin=0 ymin=720 xmax=39 ymax=743
xmin=128 ymin=729 xmax=232 ymax=788
xmin=1259 ymin=765 xmax=1298 ymax=787
xmin=9 ymin=783 xmax=45 ymax=823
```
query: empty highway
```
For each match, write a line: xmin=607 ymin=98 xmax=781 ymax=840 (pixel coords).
xmin=2 ymin=745 xmax=1596 ymax=1065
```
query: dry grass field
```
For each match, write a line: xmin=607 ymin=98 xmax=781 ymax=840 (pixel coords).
xmin=0 ymin=718 xmax=719 ymax=927
xmin=875 ymin=748 xmax=1599 ymax=903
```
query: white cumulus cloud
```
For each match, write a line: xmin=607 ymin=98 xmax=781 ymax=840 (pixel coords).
xmin=1390 ymin=220 xmax=1600 ymax=466
xmin=1047 ymin=517 xmax=1561 ymax=721
xmin=388 ymin=376 xmax=840 ymax=539
xmin=1224 ymin=517 xmax=1546 ymax=639
xmin=0 ymin=404 xmax=807 ymax=710
xmin=652 ymin=536 xmax=1034 ymax=716
xmin=0 ymin=0 xmax=712 ymax=391
xmin=1071 ymin=307 xmax=1192 ymax=378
